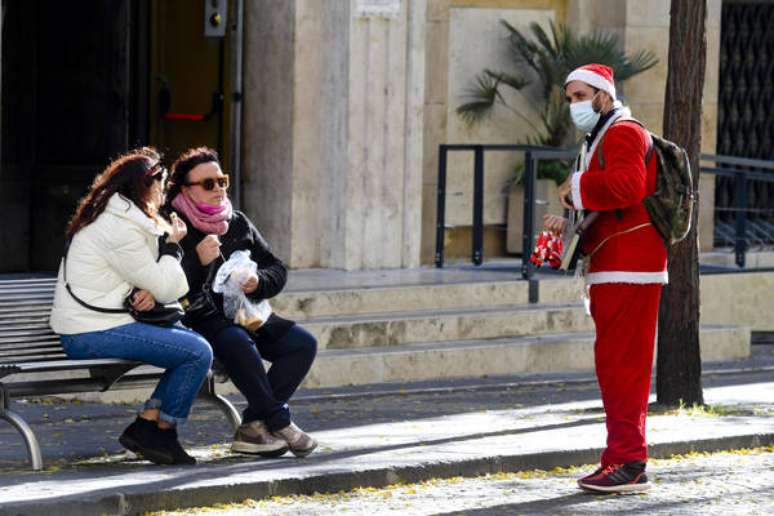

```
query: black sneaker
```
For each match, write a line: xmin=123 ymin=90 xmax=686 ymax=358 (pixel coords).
xmin=119 ymin=417 xmax=175 ymax=465
xmin=578 ymin=462 xmax=649 ymax=493
xmin=158 ymin=427 xmax=197 ymax=465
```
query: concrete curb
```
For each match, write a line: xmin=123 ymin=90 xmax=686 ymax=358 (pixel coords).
xmin=3 ymin=433 xmax=772 ymax=516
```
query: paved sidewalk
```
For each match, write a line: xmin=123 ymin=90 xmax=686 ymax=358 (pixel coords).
xmin=163 ymin=448 xmax=774 ymax=515
xmin=0 ymin=373 xmax=771 ymax=515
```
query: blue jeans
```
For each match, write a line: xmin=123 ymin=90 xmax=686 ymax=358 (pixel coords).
xmin=210 ymin=324 xmax=316 ymax=431
xmin=60 ymin=323 xmax=213 ymax=426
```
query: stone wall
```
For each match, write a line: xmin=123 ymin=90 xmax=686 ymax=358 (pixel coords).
xmin=242 ymin=0 xmax=723 ymax=270
xmin=242 ymin=0 xmax=425 ymax=270
xmin=422 ymin=0 xmax=722 ymax=264
xmin=421 ymin=0 xmax=567 ymax=263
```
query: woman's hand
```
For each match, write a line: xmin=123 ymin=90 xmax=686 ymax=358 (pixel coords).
xmin=543 ymin=214 xmax=568 ymax=234
xmin=241 ymin=273 xmax=260 ymax=294
xmin=166 ymin=213 xmax=188 ymax=244
xmin=131 ymin=289 xmax=156 ymax=312
xmin=196 ymin=234 xmax=221 ymax=266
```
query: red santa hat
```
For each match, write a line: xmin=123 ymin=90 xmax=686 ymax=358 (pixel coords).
xmin=565 ymin=64 xmax=616 ymax=100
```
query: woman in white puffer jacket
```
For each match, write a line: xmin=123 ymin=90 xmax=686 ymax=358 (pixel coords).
xmin=50 ymin=147 xmax=212 ymax=466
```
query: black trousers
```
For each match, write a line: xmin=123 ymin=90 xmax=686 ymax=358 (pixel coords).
xmin=209 ymin=324 xmax=317 ymax=431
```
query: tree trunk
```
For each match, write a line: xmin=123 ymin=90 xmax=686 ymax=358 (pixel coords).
xmin=656 ymin=0 xmax=707 ymax=406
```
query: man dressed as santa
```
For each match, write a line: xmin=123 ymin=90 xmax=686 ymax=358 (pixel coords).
xmin=545 ymin=63 xmax=668 ymax=493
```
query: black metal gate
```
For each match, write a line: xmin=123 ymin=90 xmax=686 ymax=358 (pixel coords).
xmin=716 ymin=0 xmax=774 ymax=247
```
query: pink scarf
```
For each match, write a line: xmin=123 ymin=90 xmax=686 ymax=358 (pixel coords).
xmin=171 ymin=193 xmax=232 ymax=235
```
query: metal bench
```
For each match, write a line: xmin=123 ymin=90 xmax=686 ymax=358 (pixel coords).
xmin=0 ymin=277 xmax=242 ymax=470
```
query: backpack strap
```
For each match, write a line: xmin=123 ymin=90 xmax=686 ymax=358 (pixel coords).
xmin=596 ymin=117 xmax=655 ymax=169
xmin=645 ymin=138 xmax=656 ymax=164
xmin=594 ymin=117 xmax=655 ymax=220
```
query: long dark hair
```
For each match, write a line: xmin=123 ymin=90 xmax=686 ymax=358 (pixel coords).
xmin=167 ymin=146 xmax=220 ymax=201
xmin=66 ymin=147 xmax=166 ymax=239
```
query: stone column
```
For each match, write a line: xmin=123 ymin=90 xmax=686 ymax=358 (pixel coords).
xmin=242 ymin=0 xmax=425 ymax=269
xmin=242 ymin=0 xmax=296 ymax=263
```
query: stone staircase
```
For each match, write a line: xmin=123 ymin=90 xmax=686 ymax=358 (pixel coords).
xmin=268 ymin=277 xmax=751 ymax=389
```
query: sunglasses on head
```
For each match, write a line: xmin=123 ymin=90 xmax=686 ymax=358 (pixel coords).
xmin=185 ymin=175 xmax=230 ymax=191
xmin=146 ymin=162 xmax=168 ymax=186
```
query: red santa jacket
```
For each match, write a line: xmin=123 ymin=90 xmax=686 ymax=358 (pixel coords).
xmin=570 ymin=120 xmax=668 ymax=285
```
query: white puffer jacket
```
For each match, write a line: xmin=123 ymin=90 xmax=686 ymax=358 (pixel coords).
xmin=50 ymin=193 xmax=189 ymax=335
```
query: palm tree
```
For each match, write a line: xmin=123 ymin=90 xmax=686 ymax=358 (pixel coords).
xmin=457 ymin=21 xmax=658 ymax=183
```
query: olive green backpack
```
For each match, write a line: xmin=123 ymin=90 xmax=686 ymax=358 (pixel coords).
xmin=597 ymin=119 xmax=696 ymax=245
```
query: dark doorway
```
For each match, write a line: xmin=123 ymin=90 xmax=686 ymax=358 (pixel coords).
xmin=1 ymin=0 xmax=148 ymax=272
xmin=0 ymin=0 xmax=231 ymax=273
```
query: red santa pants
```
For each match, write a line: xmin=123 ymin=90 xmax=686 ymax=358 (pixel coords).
xmin=589 ymin=282 xmax=662 ymax=466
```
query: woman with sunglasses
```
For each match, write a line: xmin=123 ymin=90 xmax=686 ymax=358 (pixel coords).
xmin=49 ymin=147 xmax=213 ymax=466
xmin=167 ymin=147 xmax=317 ymax=459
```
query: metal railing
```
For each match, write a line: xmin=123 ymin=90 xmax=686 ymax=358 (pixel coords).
xmin=433 ymin=145 xmax=774 ymax=297
xmin=700 ymin=154 xmax=774 ymax=268
xmin=434 ymin=144 xmax=576 ymax=302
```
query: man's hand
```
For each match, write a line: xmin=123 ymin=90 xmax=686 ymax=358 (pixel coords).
xmin=543 ymin=214 xmax=568 ymax=234
xmin=241 ymin=273 xmax=260 ymax=294
xmin=196 ymin=235 xmax=221 ymax=266
xmin=558 ymin=178 xmax=574 ymax=210
xmin=131 ymin=289 xmax=156 ymax=312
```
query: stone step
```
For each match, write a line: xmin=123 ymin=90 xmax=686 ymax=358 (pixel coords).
xmin=301 ymin=324 xmax=751 ymax=388
xmin=273 ymin=278 xmax=586 ymax=319
xmin=65 ymin=325 xmax=751 ymax=403
xmin=303 ymin=303 xmax=595 ymax=350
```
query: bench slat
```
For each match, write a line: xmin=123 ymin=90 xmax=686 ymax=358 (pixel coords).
xmin=0 ymin=281 xmax=56 ymax=291
xmin=0 ymin=300 xmax=56 ymax=309
xmin=0 ymin=305 xmax=51 ymax=319
xmin=0 ymin=354 xmax=68 ymax=364
xmin=0 ymin=337 xmax=60 ymax=346
xmin=13 ymin=358 xmax=139 ymax=371
xmin=0 ymin=323 xmax=56 ymax=333
xmin=0 ymin=328 xmax=58 ymax=337
xmin=0 ymin=291 xmax=55 ymax=298
xmin=0 ymin=344 xmax=63 ymax=354
xmin=0 ymin=335 xmax=60 ymax=345
xmin=0 ymin=288 xmax=54 ymax=294
xmin=0 ymin=317 xmax=52 ymax=326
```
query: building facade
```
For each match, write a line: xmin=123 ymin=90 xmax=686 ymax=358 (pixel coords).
xmin=1 ymin=0 xmax=770 ymax=273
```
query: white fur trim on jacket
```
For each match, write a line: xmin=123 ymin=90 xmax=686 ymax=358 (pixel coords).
xmin=584 ymin=104 xmax=631 ymax=169
xmin=586 ymin=270 xmax=669 ymax=285
xmin=571 ymin=171 xmax=584 ymax=210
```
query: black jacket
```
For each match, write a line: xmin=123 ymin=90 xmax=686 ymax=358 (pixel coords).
xmin=176 ymin=210 xmax=295 ymax=341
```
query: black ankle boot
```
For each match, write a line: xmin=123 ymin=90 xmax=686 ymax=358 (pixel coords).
xmin=158 ymin=427 xmax=197 ymax=465
xmin=119 ymin=417 xmax=175 ymax=465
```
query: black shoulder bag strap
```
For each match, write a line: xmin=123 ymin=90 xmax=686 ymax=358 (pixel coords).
xmin=63 ymin=238 xmax=129 ymax=314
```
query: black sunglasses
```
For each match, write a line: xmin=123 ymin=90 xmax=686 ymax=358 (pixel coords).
xmin=185 ymin=175 xmax=230 ymax=191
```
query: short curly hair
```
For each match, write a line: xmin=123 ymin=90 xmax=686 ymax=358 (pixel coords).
xmin=167 ymin=147 xmax=220 ymax=200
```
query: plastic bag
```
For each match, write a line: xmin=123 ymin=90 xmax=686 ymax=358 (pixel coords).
xmin=212 ymin=250 xmax=273 ymax=331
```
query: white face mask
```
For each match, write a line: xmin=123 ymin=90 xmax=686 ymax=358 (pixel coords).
xmin=570 ymin=100 xmax=600 ymax=133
